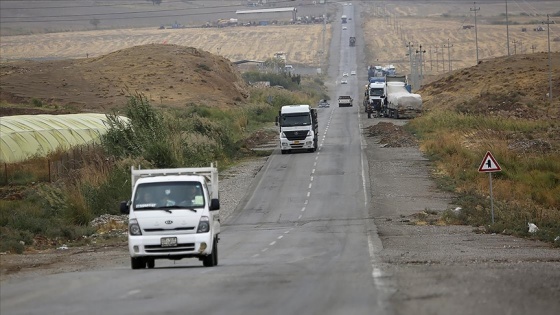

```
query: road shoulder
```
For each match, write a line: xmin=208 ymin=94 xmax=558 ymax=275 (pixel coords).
xmin=361 ymin=116 xmax=560 ymax=315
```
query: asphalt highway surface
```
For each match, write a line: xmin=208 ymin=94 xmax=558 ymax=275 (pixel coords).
xmin=1 ymin=4 xmax=395 ymax=315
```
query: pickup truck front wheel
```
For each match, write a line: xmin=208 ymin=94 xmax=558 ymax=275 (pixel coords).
xmin=131 ymin=257 xmax=145 ymax=270
xmin=203 ymin=238 xmax=218 ymax=267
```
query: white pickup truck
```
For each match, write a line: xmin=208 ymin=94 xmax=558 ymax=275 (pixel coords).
xmin=338 ymin=95 xmax=353 ymax=107
xmin=120 ymin=164 xmax=220 ymax=269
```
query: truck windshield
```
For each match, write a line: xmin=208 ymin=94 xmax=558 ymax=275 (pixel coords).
xmin=134 ymin=182 xmax=204 ymax=210
xmin=370 ymin=88 xmax=384 ymax=96
xmin=281 ymin=113 xmax=311 ymax=127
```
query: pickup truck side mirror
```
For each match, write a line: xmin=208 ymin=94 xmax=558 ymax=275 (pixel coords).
xmin=209 ymin=198 xmax=220 ymax=211
xmin=120 ymin=201 xmax=130 ymax=214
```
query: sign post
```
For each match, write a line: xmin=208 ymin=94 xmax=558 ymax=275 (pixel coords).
xmin=478 ymin=151 xmax=502 ymax=224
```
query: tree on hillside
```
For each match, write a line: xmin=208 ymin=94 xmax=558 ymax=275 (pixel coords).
xmin=263 ymin=58 xmax=285 ymax=73
xmin=90 ymin=18 xmax=100 ymax=29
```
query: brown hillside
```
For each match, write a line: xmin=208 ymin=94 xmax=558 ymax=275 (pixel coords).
xmin=419 ymin=52 xmax=560 ymax=120
xmin=0 ymin=44 xmax=249 ymax=115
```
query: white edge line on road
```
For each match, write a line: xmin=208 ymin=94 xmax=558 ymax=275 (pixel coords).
xmin=359 ymin=110 xmax=394 ymax=304
xmin=120 ymin=289 xmax=141 ymax=299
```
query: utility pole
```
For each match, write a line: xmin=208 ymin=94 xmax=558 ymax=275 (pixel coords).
xmin=406 ymin=42 xmax=414 ymax=76
xmin=441 ymin=45 xmax=445 ymax=73
xmin=321 ymin=0 xmax=327 ymax=58
xmin=445 ymin=38 xmax=454 ymax=71
xmin=471 ymin=2 xmax=481 ymax=64
xmin=416 ymin=45 xmax=426 ymax=83
xmin=543 ymin=15 xmax=553 ymax=101
xmin=435 ymin=48 xmax=439 ymax=72
xmin=506 ymin=0 xmax=510 ymax=55
xmin=429 ymin=47 xmax=433 ymax=71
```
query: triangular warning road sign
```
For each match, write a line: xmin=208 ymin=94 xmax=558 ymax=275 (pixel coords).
xmin=478 ymin=151 xmax=502 ymax=172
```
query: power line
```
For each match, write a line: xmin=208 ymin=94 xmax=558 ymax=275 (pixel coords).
xmin=0 ymin=0 xmax=186 ymax=10
xmin=0 ymin=0 xmax=300 ymax=22
xmin=0 ymin=0 xmax=314 ymax=24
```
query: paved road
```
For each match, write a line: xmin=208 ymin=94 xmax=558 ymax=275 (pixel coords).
xmin=0 ymin=3 xmax=394 ymax=315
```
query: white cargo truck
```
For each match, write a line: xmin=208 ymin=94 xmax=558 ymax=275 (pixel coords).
xmin=276 ymin=105 xmax=318 ymax=154
xmin=120 ymin=164 xmax=220 ymax=269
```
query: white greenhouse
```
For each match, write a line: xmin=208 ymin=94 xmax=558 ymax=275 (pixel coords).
xmin=0 ymin=114 xmax=128 ymax=164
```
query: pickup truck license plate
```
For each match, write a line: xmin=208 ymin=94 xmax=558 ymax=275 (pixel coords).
xmin=294 ymin=140 xmax=300 ymax=144
xmin=161 ymin=237 xmax=177 ymax=247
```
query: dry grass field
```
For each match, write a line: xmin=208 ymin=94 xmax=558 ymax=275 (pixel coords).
xmin=0 ymin=24 xmax=331 ymax=67
xmin=361 ymin=1 xmax=560 ymax=75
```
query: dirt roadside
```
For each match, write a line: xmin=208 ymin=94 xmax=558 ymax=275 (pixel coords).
xmin=362 ymin=116 xmax=560 ymax=315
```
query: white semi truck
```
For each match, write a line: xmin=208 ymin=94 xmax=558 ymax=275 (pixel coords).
xmin=276 ymin=105 xmax=318 ymax=154
xmin=364 ymin=79 xmax=386 ymax=116
xmin=120 ymin=164 xmax=220 ymax=269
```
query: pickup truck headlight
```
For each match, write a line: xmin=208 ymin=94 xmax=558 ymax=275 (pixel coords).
xmin=129 ymin=218 xmax=142 ymax=236
xmin=197 ymin=216 xmax=210 ymax=233
xmin=281 ymin=132 xmax=287 ymax=139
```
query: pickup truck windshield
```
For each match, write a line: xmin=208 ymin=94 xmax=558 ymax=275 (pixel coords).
xmin=134 ymin=181 xmax=204 ymax=210
xmin=281 ymin=113 xmax=311 ymax=127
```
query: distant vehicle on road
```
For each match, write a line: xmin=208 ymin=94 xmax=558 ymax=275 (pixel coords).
xmin=338 ymin=95 xmax=353 ymax=107
xmin=342 ymin=72 xmax=349 ymax=77
xmin=318 ymin=99 xmax=330 ymax=108
xmin=350 ymin=71 xmax=356 ymax=75
xmin=341 ymin=79 xmax=348 ymax=84
xmin=342 ymin=26 xmax=347 ymax=30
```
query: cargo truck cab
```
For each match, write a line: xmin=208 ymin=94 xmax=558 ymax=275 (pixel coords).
xmin=276 ymin=105 xmax=318 ymax=154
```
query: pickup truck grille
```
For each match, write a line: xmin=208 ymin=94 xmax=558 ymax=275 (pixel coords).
xmin=284 ymin=131 xmax=307 ymax=141
xmin=144 ymin=243 xmax=195 ymax=253
xmin=144 ymin=227 xmax=195 ymax=232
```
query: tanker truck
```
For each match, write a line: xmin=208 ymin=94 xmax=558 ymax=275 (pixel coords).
xmin=384 ymin=75 xmax=422 ymax=119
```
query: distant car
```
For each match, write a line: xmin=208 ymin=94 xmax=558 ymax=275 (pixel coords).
xmin=342 ymin=72 xmax=349 ymax=77
xmin=342 ymin=26 xmax=347 ymax=30
xmin=318 ymin=99 xmax=330 ymax=108
xmin=350 ymin=71 xmax=356 ymax=75
xmin=341 ymin=79 xmax=348 ymax=84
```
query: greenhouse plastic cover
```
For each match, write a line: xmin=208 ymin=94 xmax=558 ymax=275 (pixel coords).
xmin=0 ymin=113 xmax=128 ymax=164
